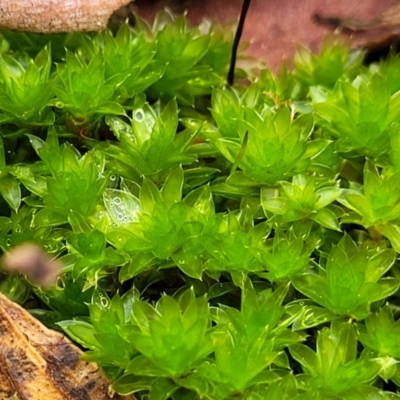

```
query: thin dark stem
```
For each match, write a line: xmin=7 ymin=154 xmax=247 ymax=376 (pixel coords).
xmin=227 ymin=0 xmax=252 ymax=86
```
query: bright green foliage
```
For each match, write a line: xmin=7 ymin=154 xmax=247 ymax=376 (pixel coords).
xmin=289 ymin=321 xmax=386 ymax=399
xmin=27 ymin=130 xmax=108 ymax=223
xmin=33 ymin=275 xmax=93 ymax=324
xmin=357 ymin=305 xmax=400 ymax=383
xmin=1 ymin=13 xmax=400 ymax=400
xmin=212 ymin=106 xmax=321 ymax=186
xmin=103 ymin=98 xmax=198 ymax=177
xmin=115 ymin=278 xmax=304 ymax=400
xmin=126 ymin=289 xmax=212 ymax=378
xmin=261 ymin=173 xmax=342 ymax=230
xmin=358 ymin=305 xmax=400 ymax=358
xmin=370 ymin=51 xmax=400 ymax=95
xmin=53 ymin=50 xmax=126 ymax=124
xmin=66 ymin=229 xmax=126 ymax=286
xmin=0 ymin=206 xmax=65 ymax=259
xmin=338 ymin=161 xmax=400 ymax=250
xmin=293 ymin=37 xmax=364 ymax=89
xmin=312 ymin=73 xmax=400 ymax=158
xmin=292 ymin=234 xmax=398 ymax=319
xmin=0 ymin=136 xmax=22 ymax=212
xmin=257 ymin=227 xmax=317 ymax=282
xmin=0 ymin=46 xmax=54 ymax=125
xmin=60 ymin=288 xmax=138 ymax=367
xmin=79 ymin=24 xmax=164 ymax=100
xmin=0 ymin=176 xmax=21 ymax=213
xmin=258 ymin=374 xmax=301 ymax=400
xmin=257 ymin=65 xmax=302 ymax=104
xmin=196 ymin=277 xmax=303 ymax=399
xmin=102 ymin=167 xmax=210 ymax=280
xmin=210 ymin=84 xmax=269 ymax=139
xmin=147 ymin=11 xmax=231 ymax=105
xmin=200 ymin=208 xmax=269 ymax=279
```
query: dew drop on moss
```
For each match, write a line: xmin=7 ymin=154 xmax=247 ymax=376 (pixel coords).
xmin=134 ymin=109 xmax=144 ymax=122
xmin=99 ymin=295 xmax=109 ymax=308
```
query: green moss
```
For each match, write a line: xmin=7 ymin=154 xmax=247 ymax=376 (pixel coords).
xmin=1 ymin=12 xmax=400 ymax=400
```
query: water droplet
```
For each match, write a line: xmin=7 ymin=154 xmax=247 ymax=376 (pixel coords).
xmin=134 ymin=109 xmax=144 ymax=122
xmin=113 ymin=197 xmax=122 ymax=205
xmin=15 ymin=225 xmax=21 ymax=233
xmin=110 ymin=175 xmax=117 ymax=181
xmin=100 ymin=295 xmax=109 ymax=308
xmin=116 ymin=212 xmax=124 ymax=221
xmin=6 ymin=238 xmax=12 ymax=247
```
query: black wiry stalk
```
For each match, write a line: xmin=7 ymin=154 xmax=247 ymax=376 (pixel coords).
xmin=227 ymin=0 xmax=252 ymax=86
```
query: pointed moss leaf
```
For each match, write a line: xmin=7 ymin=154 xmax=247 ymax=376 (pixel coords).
xmin=161 ymin=166 xmax=184 ymax=208
xmin=288 ymin=303 xmax=338 ymax=330
xmin=376 ymin=223 xmax=400 ymax=252
xmin=289 ymin=343 xmax=319 ymax=374
xmin=96 ymin=101 xmax=126 ymax=116
xmin=294 ymin=38 xmax=363 ymax=88
xmin=68 ymin=210 xmax=91 ymax=234
xmin=58 ymin=320 xmax=100 ymax=350
xmin=0 ymin=177 xmax=21 ymax=211
xmin=0 ymin=135 xmax=5 ymax=174
xmin=377 ymin=356 xmax=398 ymax=382
xmin=119 ymin=253 xmax=156 ymax=282
xmin=126 ymin=355 xmax=163 ymax=377
xmin=365 ymin=248 xmax=396 ymax=282
xmin=140 ymin=178 xmax=163 ymax=215
xmin=312 ymin=208 xmax=340 ymax=230
xmin=358 ymin=305 xmax=400 ymax=358
xmin=292 ymin=234 xmax=398 ymax=319
xmin=103 ymin=188 xmax=141 ymax=224
xmin=105 ymin=115 xmax=135 ymax=141
xmin=128 ymin=293 xmax=211 ymax=377
xmin=290 ymin=322 xmax=381 ymax=396
xmin=150 ymin=377 xmax=179 ymax=400
xmin=112 ymin=374 xmax=153 ymax=396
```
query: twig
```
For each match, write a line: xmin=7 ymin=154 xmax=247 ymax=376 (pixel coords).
xmin=227 ymin=0 xmax=252 ymax=86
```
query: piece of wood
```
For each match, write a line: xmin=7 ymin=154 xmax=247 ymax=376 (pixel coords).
xmin=0 ymin=0 xmax=131 ymax=33
xmin=0 ymin=292 xmax=135 ymax=400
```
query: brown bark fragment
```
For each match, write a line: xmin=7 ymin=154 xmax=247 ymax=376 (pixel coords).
xmin=0 ymin=0 xmax=131 ymax=33
xmin=0 ymin=293 xmax=135 ymax=400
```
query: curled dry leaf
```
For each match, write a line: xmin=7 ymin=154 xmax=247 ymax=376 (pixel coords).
xmin=314 ymin=0 xmax=400 ymax=53
xmin=2 ymin=243 xmax=61 ymax=287
xmin=0 ymin=0 xmax=131 ymax=33
xmin=314 ymin=1 xmax=400 ymax=32
xmin=0 ymin=292 xmax=136 ymax=400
